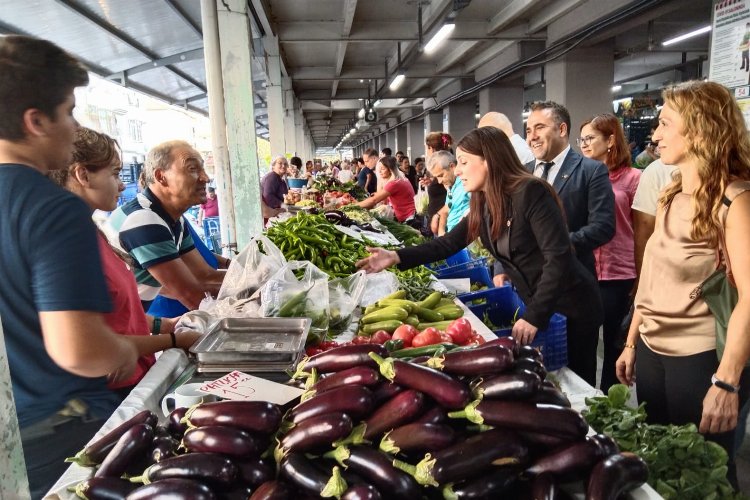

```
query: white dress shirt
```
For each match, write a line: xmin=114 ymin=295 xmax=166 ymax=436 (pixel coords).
xmin=533 ymin=145 xmax=571 ymax=185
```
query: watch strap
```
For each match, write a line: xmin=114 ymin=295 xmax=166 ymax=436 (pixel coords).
xmin=711 ymin=373 xmax=740 ymax=393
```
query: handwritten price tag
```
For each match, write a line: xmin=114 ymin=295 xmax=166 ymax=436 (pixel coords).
xmin=199 ymin=370 xmax=304 ymax=405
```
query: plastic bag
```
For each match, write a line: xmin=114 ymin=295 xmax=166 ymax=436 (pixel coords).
xmin=359 ymin=271 xmax=401 ymax=307
xmin=261 ymin=260 xmax=330 ymax=341
xmin=415 ymin=189 xmax=429 ymax=216
xmin=328 ymin=271 xmax=367 ymax=333
xmin=217 ymin=235 xmax=286 ymax=300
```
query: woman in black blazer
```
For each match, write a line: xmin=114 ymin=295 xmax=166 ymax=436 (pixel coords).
xmin=357 ymin=126 xmax=603 ymax=384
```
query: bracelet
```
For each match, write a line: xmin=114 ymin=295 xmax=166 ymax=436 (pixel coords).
xmin=711 ymin=373 xmax=740 ymax=393
xmin=623 ymin=343 xmax=636 ymax=349
xmin=169 ymin=332 xmax=177 ymax=349
xmin=151 ymin=317 xmax=162 ymax=335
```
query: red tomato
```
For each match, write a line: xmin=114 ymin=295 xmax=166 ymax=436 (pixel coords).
xmin=392 ymin=324 xmax=419 ymax=348
xmin=412 ymin=327 xmax=442 ymax=348
xmin=352 ymin=335 xmax=373 ymax=345
xmin=468 ymin=333 xmax=487 ymax=345
xmin=305 ymin=346 xmax=324 ymax=357
xmin=445 ymin=318 xmax=473 ymax=345
xmin=370 ymin=330 xmax=392 ymax=344
xmin=439 ymin=332 xmax=454 ymax=344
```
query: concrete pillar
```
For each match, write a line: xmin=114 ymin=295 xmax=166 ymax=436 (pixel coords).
xmin=395 ymin=125 xmax=408 ymax=155
xmin=217 ymin=0 xmax=264 ymax=246
xmin=443 ymin=98 xmax=476 ymax=145
xmin=295 ymin=107 xmax=305 ymax=158
xmin=545 ymin=42 xmax=614 ymax=145
xmin=424 ymin=111 xmax=443 ymax=135
xmin=283 ymin=78 xmax=297 ymax=156
xmin=407 ymin=119 xmax=424 ymax=160
xmin=385 ymin=129 xmax=396 ymax=153
xmin=266 ymin=39 xmax=286 ymax=156
xmin=479 ymin=83 xmax=525 ymax=137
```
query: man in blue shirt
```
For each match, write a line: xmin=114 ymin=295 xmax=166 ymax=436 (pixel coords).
xmin=427 ymin=150 xmax=470 ymax=236
xmin=357 ymin=148 xmax=378 ymax=194
xmin=0 ymin=36 xmax=138 ymax=498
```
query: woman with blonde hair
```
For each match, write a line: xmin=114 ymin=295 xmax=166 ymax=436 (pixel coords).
xmin=578 ymin=113 xmax=641 ymax=392
xmin=616 ymin=81 xmax=750 ymax=487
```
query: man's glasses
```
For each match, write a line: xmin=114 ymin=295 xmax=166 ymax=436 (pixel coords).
xmin=576 ymin=135 xmax=598 ymax=147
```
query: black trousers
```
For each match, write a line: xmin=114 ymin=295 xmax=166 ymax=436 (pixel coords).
xmin=599 ymin=279 xmax=635 ymax=392
xmin=566 ymin=310 xmax=602 ymax=387
xmin=636 ymin=339 xmax=750 ymax=489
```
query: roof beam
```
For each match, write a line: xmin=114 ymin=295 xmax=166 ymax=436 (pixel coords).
xmin=163 ymin=0 xmax=202 ymax=37
xmin=527 ymin=0 xmax=588 ymax=34
xmin=332 ymin=0 xmax=358 ymax=99
xmin=107 ymin=48 xmax=204 ymax=80
xmin=488 ymin=0 xmax=544 ymax=34
xmin=53 ymin=0 xmax=206 ymax=93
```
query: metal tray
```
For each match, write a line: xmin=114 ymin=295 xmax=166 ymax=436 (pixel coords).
xmin=190 ymin=317 xmax=310 ymax=363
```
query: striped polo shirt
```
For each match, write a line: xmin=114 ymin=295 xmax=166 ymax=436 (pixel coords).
xmin=105 ymin=188 xmax=195 ymax=302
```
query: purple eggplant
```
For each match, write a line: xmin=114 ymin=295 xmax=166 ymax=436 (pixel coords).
xmin=67 ymin=410 xmax=157 ymax=467
xmin=296 ymin=344 xmax=389 ymax=375
xmin=371 ymin=382 xmax=404 ymax=405
xmin=586 ymin=452 xmax=648 ymax=500
xmin=514 ymin=359 xmax=547 ymax=380
xmin=249 ymin=480 xmax=293 ymax=500
xmin=369 ymin=353 xmax=470 ymax=410
xmin=237 ymin=458 xmax=275 ymax=487
xmin=168 ymin=407 xmax=189 ymax=438
xmin=472 ymin=371 xmax=542 ymax=400
xmin=151 ymin=435 xmax=180 ymax=463
xmin=530 ymin=473 xmax=560 ymax=500
xmin=518 ymin=430 xmax=575 ymax=452
xmin=290 ymin=385 xmax=374 ymax=424
xmin=427 ymin=345 xmax=514 ymax=376
xmin=133 ymin=452 xmax=237 ymax=485
xmin=413 ymin=405 xmax=447 ymax=425
xmin=279 ymin=453 xmax=348 ymax=497
xmin=526 ymin=434 xmax=619 ymax=481
xmin=380 ymin=423 xmax=455 ymax=455
xmin=399 ymin=428 xmax=528 ymax=486
xmin=441 ymin=466 xmax=519 ymax=499
xmin=517 ymin=344 xmax=543 ymax=361
xmin=94 ymin=424 xmax=153 ymax=478
xmin=280 ymin=412 xmax=353 ymax=455
xmin=125 ymin=478 xmax=216 ymax=500
xmin=75 ymin=477 xmax=138 ymax=500
xmin=485 ymin=336 xmax=519 ymax=356
xmin=182 ymin=426 xmax=262 ymax=457
xmin=529 ymin=385 xmax=571 ymax=408
xmin=363 ymin=389 xmax=425 ymax=440
xmin=310 ymin=366 xmax=381 ymax=396
xmin=182 ymin=401 xmax=282 ymax=434
xmin=220 ymin=483 xmax=254 ymax=500
xmin=327 ymin=445 xmax=421 ymax=500
xmin=341 ymin=484 xmax=382 ymax=500
xmin=451 ymin=401 xmax=588 ymax=441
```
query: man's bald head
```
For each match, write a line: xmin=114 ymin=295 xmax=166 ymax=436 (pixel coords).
xmin=478 ymin=112 xmax=514 ymax=137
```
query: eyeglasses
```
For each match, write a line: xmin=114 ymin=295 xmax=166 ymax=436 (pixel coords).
xmin=576 ymin=135 xmax=599 ymax=147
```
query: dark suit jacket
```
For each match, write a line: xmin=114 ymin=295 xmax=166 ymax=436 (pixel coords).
xmin=397 ymin=178 xmax=602 ymax=330
xmin=525 ymin=148 xmax=615 ymax=276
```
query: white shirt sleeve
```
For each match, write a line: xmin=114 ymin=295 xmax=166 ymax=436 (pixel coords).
xmin=510 ymin=133 xmax=536 ymax=165
xmin=631 ymin=159 xmax=676 ymax=216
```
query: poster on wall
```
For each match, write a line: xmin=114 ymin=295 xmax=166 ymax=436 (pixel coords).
xmin=709 ymin=0 xmax=750 ymax=88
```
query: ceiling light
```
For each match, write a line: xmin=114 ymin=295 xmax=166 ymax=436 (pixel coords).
xmin=360 ymin=79 xmax=364 ymax=83
xmin=358 ymin=108 xmax=365 ymax=119
xmin=424 ymin=23 xmax=455 ymax=54
xmin=662 ymin=25 xmax=711 ymax=46
xmin=611 ymin=85 xmax=622 ymax=92
xmin=389 ymin=73 xmax=405 ymax=90
xmin=350 ymin=127 xmax=356 ymax=134
xmin=373 ymin=99 xmax=382 ymax=108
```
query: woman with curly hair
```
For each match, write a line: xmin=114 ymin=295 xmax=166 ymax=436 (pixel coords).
xmin=616 ymin=81 xmax=750 ymax=487
xmin=578 ymin=113 xmax=641 ymax=392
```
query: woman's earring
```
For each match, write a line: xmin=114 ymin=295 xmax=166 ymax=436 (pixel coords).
xmin=607 ymin=147 xmax=611 ymax=153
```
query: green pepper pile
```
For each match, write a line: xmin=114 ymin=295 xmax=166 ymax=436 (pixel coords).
xmin=266 ymin=212 xmax=368 ymax=278
xmin=391 ymin=266 xmax=438 ymax=302
xmin=373 ymin=215 xmax=426 ymax=247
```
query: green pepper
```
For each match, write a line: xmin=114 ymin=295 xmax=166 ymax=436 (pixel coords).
xmin=278 ymin=290 xmax=308 ymax=317
xmin=389 ymin=343 xmax=458 ymax=359
xmin=384 ymin=339 xmax=404 ymax=352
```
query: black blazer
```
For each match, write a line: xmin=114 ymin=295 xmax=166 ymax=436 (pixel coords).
xmin=525 ymin=148 xmax=615 ymax=276
xmin=398 ymin=178 xmax=602 ymax=330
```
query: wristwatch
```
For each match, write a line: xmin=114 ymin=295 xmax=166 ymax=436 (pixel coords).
xmin=711 ymin=373 xmax=740 ymax=393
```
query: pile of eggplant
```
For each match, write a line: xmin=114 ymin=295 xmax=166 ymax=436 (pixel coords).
xmin=68 ymin=339 xmax=647 ymax=499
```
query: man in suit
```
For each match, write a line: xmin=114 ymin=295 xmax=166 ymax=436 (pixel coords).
xmin=524 ymin=101 xmax=615 ymax=277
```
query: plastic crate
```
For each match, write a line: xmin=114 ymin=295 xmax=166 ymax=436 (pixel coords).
xmin=436 ymin=258 xmax=493 ymax=289
xmin=464 ymin=288 xmax=568 ymax=371
xmin=202 ymin=217 xmax=220 ymax=251
xmin=287 ymin=178 xmax=308 ymax=189
xmin=427 ymin=248 xmax=473 ymax=271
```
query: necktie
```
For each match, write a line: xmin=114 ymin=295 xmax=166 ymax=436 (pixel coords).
xmin=540 ymin=161 xmax=554 ymax=182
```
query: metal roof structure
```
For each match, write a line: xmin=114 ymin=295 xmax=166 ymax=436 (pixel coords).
xmin=0 ymin=0 xmax=713 ymax=151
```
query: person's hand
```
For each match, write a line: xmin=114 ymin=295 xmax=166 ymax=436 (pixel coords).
xmin=700 ymin=384 xmax=739 ymax=434
xmin=356 ymin=247 xmax=400 ymax=273
xmin=493 ymin=274 xmax=510 ymax=287
xmin=511 ymin=318 xmax=538 ymax=345
xmin=615 ymin=348 xmax=636 ymax=386
xmin=174 ymin=330 xmax=203 ymax=351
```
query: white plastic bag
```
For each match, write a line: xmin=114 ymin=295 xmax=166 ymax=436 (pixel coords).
xmin=217 ymin=235 xmax=286 ymax=300
xmin=328 ymin=271 xmax=367 ymax=333
xmin=415 ymin=189 xmax=429 ymax=216
xmin=359 ymin=271 xmax=401 ymax=307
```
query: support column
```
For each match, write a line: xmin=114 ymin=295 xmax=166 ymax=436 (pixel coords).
xmin=266 ymin=39 xmax=286 ymax=156
xmin=295 ymin=107 xmax=305 ymax=158
xmin=424 ymin=110 xmax=443 ymax=135
xmin=395 ymin=125 xmax=407 ymax=155
xmin=385 ymin=129 xmax=396 ymax=153
xmin=283 ymin=77 xmax=297 ymax=156
xmin=407 ymin=119 xmax=424 ymax=159
xmin=201 ymin=0 xmax=237 ymax=254
xmin=479 ymin=82 xmax=525 ymax=137
xmin=443 ymin=98 xmax=476 ymax=145
xmin=545 ymin=41 xmax=614 ymax=145
xmin=216 ymin=0 xmax=263 ymax=247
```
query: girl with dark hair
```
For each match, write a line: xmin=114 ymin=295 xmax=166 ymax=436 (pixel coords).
xmin=357 ymin=127 xmax=602 ymax=383
xmin=356 ymin=155 xmax=415 ymax=222
xmin=425 ymin=131 xmax=453 ymax=156
xmin=578 ymin=113 xmax=641 ymax=392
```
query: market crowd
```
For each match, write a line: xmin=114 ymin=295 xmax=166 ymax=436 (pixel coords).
xmin=2 ymin=35 xmax=750 ymax=497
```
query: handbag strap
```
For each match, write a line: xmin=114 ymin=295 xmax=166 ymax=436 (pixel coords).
xmin=718 ymin=181 xmax=750 ymax=284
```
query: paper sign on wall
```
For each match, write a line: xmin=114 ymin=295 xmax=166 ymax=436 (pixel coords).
xmin=199 ymin=370 xmax=303 ymax=405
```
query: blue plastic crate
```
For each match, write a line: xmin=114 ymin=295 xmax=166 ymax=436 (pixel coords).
xmin=465 ymin=288 xmax=568 ymax=371
xmin=427 ymin=248 xmax=474 ymax=271
xmin=436 ymin=259 xmax=493 ymax=289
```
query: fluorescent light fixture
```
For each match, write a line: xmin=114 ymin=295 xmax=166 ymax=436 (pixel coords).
xmin=350 ymin=127 xmax=357 ymax=134
xmin=611 ymin=85 xmax=622 ymax=92
xmin=373 ymin=99 xmax=382 ymax=108
xmin=389 ymin=73 xmax=405 ymax=90
xmin=475 ymin=113 xmax=480 ymax=119
xmin=662 ymin=25 xmax=711 ymax=46
xmin=425 ymin=23 xmax=455 ymax=54
xmin=358 ymin=108 xmax=365 ymax=119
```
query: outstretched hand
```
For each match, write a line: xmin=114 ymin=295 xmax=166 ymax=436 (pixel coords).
xmin=355 ymin=247 xmax=400 ymax=273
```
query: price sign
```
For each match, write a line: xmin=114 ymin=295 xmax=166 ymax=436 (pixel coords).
xmin=736 ymin=86 xmax=749 ymax=98
xmin=199 ymin=370 xmax=303 ymax=405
